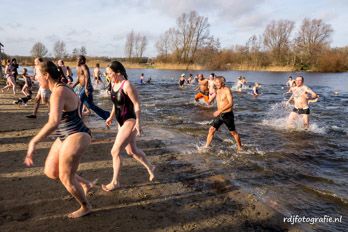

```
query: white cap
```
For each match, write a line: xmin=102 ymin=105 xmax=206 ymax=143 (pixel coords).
xmin=181 ymin=73 xmax=185 ymax=77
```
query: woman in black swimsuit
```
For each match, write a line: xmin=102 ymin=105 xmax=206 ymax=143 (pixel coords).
xmin=102 ymin=61 xmax=155 ymax=192
xmin=25 ymin=61 xmax=95 ymax=218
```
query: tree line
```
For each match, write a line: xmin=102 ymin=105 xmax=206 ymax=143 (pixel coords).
xmin=155 ymin=11 xmax=348 ymax=72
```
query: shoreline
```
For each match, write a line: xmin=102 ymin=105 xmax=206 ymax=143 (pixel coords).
xmin=10 ymin=59 xmax=347 ymax=73
xmin=0 ymin=88 xmax=300 ymax=231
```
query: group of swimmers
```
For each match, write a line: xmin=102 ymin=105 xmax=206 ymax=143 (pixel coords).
xmin=176 ymin=72 xmax=318 ymax=154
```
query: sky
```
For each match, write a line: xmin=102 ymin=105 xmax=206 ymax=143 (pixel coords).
xmin=0 ymin=0 xmax=347 ymax=57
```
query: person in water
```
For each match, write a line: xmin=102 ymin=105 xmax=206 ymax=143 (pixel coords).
xmin=194 ymin=74 xmax=209 ymax=103
xmin=252 ymin=82 xmax=261 ymax=96
xmin=187 ymin=74 xmax=193 ymax=84
xmin=24 ymin=61 xmax=95 ymax=218
xmin=208 ymin=73 xmax=216 ymax=104
xmin=236 ymin=76 xmax=244 ymax=92
xmin=72 ymin=55 xmax=110 ymax=120
xmin=93 ymin=63 xmax=103 ymax=86
xmin=102 ymin=61 xmax=155 ymax=191
xmin=286 ymin=76 xmax=295 ymax=89
xmin=287 ymin=76 xmax=318 ymax=129
xmin=204 ymin=76 xmax=242 ymax=151
xmin=140 ymin=73 xmax=145 ymax=84
xmin=178 ymin=73 xmax=186 ymax=88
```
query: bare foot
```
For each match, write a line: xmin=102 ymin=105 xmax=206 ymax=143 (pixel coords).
xmin=101 ymin=182 xmax=119 ymax=192
xmin=82 ymin=179 xmax=98 ymax=195
xmin=149 ymin=166 xmax=156 ymax=182
xmin=68 ymin=205 xmax=91 ymax=219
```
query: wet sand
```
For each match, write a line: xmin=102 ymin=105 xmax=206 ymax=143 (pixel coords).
xmin=0 ymin=88 xmax=298 ymax=232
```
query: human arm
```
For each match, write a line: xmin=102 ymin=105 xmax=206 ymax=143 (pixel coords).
xmin=305 ymin=86 xmax=318 ymax=99
xmin=124 ymin=81 xmax=142 ymax=135
xmin=25 ymin=88 xmax=64 ymax=166
xmin=82 ymin=65 xmax=91 ymax=96
xmin=105 ymin=105 xmax=115 ymax=128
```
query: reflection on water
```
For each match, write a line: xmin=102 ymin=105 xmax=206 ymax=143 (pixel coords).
xmin=25 ymin=65 xmax=348 ymax=231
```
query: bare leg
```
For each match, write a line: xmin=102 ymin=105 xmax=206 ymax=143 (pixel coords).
xmin=75 ymin=175 xmax=98 ymax=195
xmin=32 ymin=93 xmax=41 ymax=116
xmin=287 ymin=112 xmax=297 ymax=128
xmin=44 ymin=139 xmax=61 ymax=179
xmin=102 ymin=120 xmax=135 ymax=191
xmin=9 ymin=77 xmax=16 ymax=95
xmin=204 ymin=127 xmax=216 ymax=148
xmin=125 ymin=130 xmax=155 ymax=181
xmin=58 ymin=133 xmax=92 ymax=218
xmin=230 ymin=131 xmax=242 ymax=151
xmin=302 ymin=114 xmax=309 ymax=129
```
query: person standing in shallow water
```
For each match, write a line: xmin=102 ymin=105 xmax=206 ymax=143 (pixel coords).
xmin=204 ymin=76 xmax=242 ymax=151
xmin=72 ymin=55 xmax=110 ymax=120
xmin=24 ymin=61 xmax=95 ymax=218
xmin=287 ymin=76 xmax=318 ymax=129
xmin=102 ymin=61 xmax=155 ymax=192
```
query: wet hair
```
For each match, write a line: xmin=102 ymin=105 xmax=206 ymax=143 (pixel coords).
xmin=96 ymin=63 xmax=100 ymax=68
xmin=59 ymin=60 xmax=65 ymax=65
xmin=288 ymin=76 xmax=292 ymax=79
xmin=22 ymin=68 xmax=28 ymax=75
xmin=108 ymin=60 xmax=128 ymax=80
xmin=78 ymin=55 xmax=86 ymax=66
xmin=36 ymin=57 xmax=43 ymax=62
xmin=210 ymin=73 xmax=215 ymax=77
xmin=38 ymin=60 xmax=61 ymax=82
xmin=12 ymin=58 xmax=17 ymax=63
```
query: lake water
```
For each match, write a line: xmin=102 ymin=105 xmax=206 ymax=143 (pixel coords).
xmin=25 ymin=66 xmax=348 ymax=231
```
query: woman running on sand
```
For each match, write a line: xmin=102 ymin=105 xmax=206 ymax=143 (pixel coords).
xmin=24 ymin=61 xmax=96 ymax=218
xmin=1 ymin=59 xmax=16 ymax=95
xmin=102 ymin=61 xmax=155 ymax=192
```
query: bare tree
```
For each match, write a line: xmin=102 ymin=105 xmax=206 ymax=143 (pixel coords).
xmin=263 ymin=20 xmax=294 ymax=64
xmin=176 ymin=11 xmax=210 ymax=63
xmin=156 ymin=32 xmax=169 ymax=58
xmin=139 ymin=35 xmax=147 ymax=58
xmin=31 ymin=42 xmax=48 ymax=57
xmin=294 ymin=18 xmax=333 ymax=65
xmin=53 ymin=40 xmax=67 ymax=59
xmin=133 ymin=33 xmax=141 ymax=58
xmin=80 ymin=46 xmax=87 ymax=56
xmin=71 ymin=48 xmax=79 ymax=59
xmin=125 ymin=30 xmax=135 ymax=58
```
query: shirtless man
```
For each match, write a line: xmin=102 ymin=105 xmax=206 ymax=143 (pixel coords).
xmin=72 ymin=56 xmax=110 ymax=120
xmin=194 ymin=74 xmax=209 ymax=103
xmin=26 ymin=57 xmax=51 ymax=119
xmin=204 ymin=76 xmax=242 ymax=150
xmin=287 ymin=76 xmax=318 ymax=129
xmin=208 ymin=73 xmax=216 ymax=104
xmin=93 ymin=63 xmax=102 ymax=85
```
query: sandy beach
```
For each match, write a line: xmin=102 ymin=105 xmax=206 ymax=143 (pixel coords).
xmin=0 ymin=87 xmax=300 ymax=232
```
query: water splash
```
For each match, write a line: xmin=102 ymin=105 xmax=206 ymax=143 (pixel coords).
xmin=261 ymin=101 xmax=326 ymax=134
